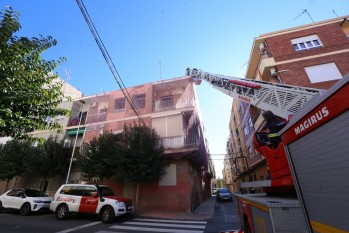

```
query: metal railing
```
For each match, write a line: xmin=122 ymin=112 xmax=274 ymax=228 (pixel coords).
xmin=160 ymin=134 xmax=199 ymax=149
xmin=86 ymin=112 xmax=107 ymax=124
xmin=153 ymin=98 xmax=195 ymax=112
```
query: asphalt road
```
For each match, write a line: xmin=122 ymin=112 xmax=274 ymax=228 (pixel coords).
xmin=0 ymin=199 xmax=241 ymax=233
xmin=204 ymin=197 xmax=242 ymax=233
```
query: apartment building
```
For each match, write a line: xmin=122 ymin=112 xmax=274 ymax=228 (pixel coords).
xmin=0 ymin=75 xmax=212 ymax=212
xmin=64 ymin=76 xmax=212 ymax=212
xmin=229 ymin=15 xmax=349 ymax=193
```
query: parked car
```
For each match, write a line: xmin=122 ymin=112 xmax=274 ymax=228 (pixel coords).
xmin=216 ymin=188 xmax=233 ymax=201
xmin=50 ymin=184 xmax=134 ymax=223
xmin=212 ymin=188 xmax=218 ymax=196
xmin=0 ymin=188 xmax=53 ymax=216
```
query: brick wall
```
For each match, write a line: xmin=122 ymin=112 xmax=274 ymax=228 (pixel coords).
xmin=265 ymin=22 xmax=349 ymax=90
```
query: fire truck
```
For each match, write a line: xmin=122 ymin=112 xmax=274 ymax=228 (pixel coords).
xmin=186 ymin=68 xmax=349 ymax=233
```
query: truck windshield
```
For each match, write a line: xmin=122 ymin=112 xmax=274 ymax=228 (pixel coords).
xmin=99 ymin=186 xmax=116 ymax=196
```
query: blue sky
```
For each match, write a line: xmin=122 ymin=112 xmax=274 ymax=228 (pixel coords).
xmin=3 ymin=0 xmax=348 ymax=177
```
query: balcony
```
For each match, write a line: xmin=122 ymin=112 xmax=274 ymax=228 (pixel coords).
xmin=67 ymin=115 xmax=86 ymax=127
xmin=153 ymin=97 xmax=195 ymax=112
xmin=86 ymin=112 xmax=107 ymax=124
xmin=154 ymin=99 xmax=175 ymax=112
xmin=160 ymin=134 xmax=199 ymax=149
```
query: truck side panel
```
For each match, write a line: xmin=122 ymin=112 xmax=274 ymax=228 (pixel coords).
xmin=251 ymin=207 xmax=274 ymax=233
xmin=287 ymin=111 xmax=349 ymax=232
xmin=270 ymin=207 xmax=309 ymax=232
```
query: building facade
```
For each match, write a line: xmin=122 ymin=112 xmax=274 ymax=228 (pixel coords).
xmin=229 ymin=15 xmax=349 ymax=193
xmin=1 ymin=76 xmax=213 ymax=213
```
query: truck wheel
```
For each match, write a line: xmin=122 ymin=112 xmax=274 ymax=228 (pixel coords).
xmin=0 ymin=201 xmax=3 ymax=212
xmin=100 ymin=206 xmax=115 ymax=223
xmin=20 ymin=203 xmax=31 ymax=216
xmin=56 ymin=204 xmax=69 ymax=220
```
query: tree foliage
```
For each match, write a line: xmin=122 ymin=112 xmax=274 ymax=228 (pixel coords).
xmin=77 ymin=124 xmax=169 ymax=183
xmin=0 ymin=7 xmax=69 ymax=139
xmin=77 ymin=131 xmax=121 ymax=182
xmin=114 ymin=124 xmax=169 ymax=183
xmin=0 ymin=139 xmax=33 ymax=190
xmin=25 ymin=136 xmax=69 ymax=181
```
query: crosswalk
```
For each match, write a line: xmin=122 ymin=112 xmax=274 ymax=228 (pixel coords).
xmin=96 ymin=218 xmax=207 ymax=233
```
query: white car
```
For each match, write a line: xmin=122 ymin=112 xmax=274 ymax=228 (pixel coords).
xmin=50 ymin=184 xmax=134 ymax=223
xmin=0 ymin=188 xmax=53 ymax=216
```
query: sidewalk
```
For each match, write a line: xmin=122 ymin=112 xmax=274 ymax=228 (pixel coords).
xmin=135 ymin=196 xmax=216 ymax=221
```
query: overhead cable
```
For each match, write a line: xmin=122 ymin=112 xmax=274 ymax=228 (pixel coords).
xmin=76 ymin=0 xmax=146 ymax=126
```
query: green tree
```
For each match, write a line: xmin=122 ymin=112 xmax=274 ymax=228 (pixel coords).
xmin=216 ymin=178 xmax=223 ymax=188
xmin=0 ymin=139 xmax=33 ymax=191
xmin=114 ymin=123 xmax=169 ymax=209
xmin=0 ymin=7 xmax=69 ymax=139
xmin=25 ymin=136 xmax=69 ymax=191
xmin=77 ymin=131 xmax=121 ymax=182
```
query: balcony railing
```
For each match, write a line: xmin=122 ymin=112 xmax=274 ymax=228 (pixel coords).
xmin=154 ymin=99 xmax=175 ymax=112
xmin=160 ymin=134 xmax=199 ymax=149
xmin=67 ymin=116 xmax=86 ymax=127
xmin=153 ymin=98 xmax=195 ymax=112
xmin=86 ymin=112 xmax=107 ymax=124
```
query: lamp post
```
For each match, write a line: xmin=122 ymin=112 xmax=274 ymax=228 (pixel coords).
xmin=66 ymin=100 xmax=85 ymax=184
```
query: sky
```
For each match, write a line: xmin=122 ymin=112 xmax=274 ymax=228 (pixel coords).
xmin=3 ymin=0 xmax=348 ymax=178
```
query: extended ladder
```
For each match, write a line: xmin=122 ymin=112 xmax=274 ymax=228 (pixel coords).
xmin=186 ymin=68 xmax=323 ymax=119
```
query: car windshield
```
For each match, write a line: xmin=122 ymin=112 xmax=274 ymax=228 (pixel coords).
xmin=220 ymin=188 xmax=229 ymax=193
xmin=99 ymin=186 xmax=116 ymax=196
xmin=24 ymin=189 xmax=47 ymax=197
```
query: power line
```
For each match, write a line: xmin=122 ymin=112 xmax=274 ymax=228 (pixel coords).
xmin=76 ymin=0 xmax=146 ymax=126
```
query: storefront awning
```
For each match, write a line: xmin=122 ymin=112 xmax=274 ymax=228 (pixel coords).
xmin=67 ymin=127 xmax=86 ymax=135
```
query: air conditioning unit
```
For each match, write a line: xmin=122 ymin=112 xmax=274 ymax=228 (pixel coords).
xmin=269 ymin=68 xmax=279 ymax=78
xmin=63 ymin=139 xmax=71 ymax=148
xmin=90 ymin=102 xmax=98 ymax=108
xmin=259 ymin=42 xmax=266 ymax=54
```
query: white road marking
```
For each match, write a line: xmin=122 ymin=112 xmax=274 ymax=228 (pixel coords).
xmin=55 ymin=221 xmax=101 ymax=233
xmin=123 ymin=221 xmax=206 ymax=229
xmin=110 ymin=225 xmax=204 ymax=233
xmin=133 ymin=218 xmax=207 ymax=224
xmin=95 ymin=231 xmax=127 ymax=233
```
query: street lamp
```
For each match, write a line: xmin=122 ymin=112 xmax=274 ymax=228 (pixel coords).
xmin=66 ymin=100 xmax=85 ymax=184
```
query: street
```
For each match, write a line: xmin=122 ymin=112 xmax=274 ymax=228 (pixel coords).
xmin=205 ymin=198 xmax=241 ymax=233
xmin=0 ymin=198 xmax=240 ymax=233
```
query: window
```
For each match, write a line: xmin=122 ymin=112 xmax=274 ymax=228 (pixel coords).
xmin=159 ymin=164 xmax=177 ymax=186
xmin=133 ymin=94 xmax=145 ymax=109
xmin=114 ymin=98 xmax=125 ymax=111
xmin=291 ymin=35 xmax=322 ymax=51
xmin=305 ymin=62 xmax=342 ymax=83
xmin=160 ymin=95 xmax=174 ymax=110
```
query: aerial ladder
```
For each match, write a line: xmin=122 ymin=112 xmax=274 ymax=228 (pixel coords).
xmin=186 ymin=68 xmax=322 ymax=120
xmin=186 ymin=68 xmax=323 ymax=192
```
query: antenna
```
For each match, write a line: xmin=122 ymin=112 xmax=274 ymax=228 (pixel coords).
xmin=333 ymin=10 xmax=339 ymax=17
xmin=158 ymin=60 xmax=162 ymax=81
xmin=63 ymin=68 xmax=71 ymax=96
xmin=294 ymin=9 xmax=314 ymax=23
xmin=240 ymin=61 xmax=248 ymax=68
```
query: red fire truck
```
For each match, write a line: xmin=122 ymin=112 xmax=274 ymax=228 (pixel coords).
xmin=187 ymin=68 xmax=349 ymax=233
